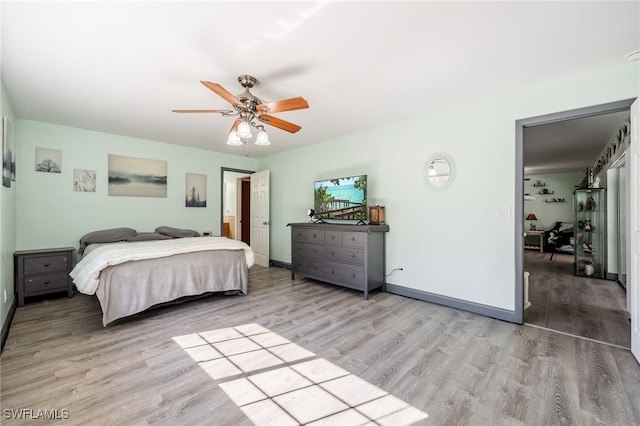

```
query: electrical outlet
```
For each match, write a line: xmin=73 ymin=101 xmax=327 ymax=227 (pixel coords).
xmin=392 ymin=267 xmax=405 ymax=275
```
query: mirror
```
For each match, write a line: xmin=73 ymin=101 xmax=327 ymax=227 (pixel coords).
xmin=424 ymin=151 xmax=456 ymax=191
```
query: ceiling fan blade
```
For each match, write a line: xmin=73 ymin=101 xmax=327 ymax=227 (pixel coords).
xmin=172 ymin=109 xmax=234 ymax=113
xmin=201 ymin=81 xmax=243 ymax=107
xmin=257 ymin=114 xmax=302 ymax=133
xmin=256 ymin=97 xmax=309 ymax=114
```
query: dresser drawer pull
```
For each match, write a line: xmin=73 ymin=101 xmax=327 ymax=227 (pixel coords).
xmin=351 ymin=274 xmax=356 ymax=278
xmin=44 ymin=263 xmax=50 ymax=267
xmin=350 ymin=237 xmax=355 ymax=241
xmin=351 ymin=254 xmax=355 ymax=258
xmin=331 ymin=251 xmax=335 ymax=255
xmin=44 ymin=280 xmax=50 ymax=285
xmin=331 ymin=235 xmax=335 ymax=240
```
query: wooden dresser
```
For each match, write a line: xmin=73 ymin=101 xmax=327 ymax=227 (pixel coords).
xmin=14 ymin=247 xmax=75 ymax=307
xmin=288 ymin=222 xmax=389 ymax=299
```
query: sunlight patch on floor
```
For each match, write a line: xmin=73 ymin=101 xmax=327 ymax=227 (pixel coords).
xmin=173 ymin=323 xmax=429 ymax=425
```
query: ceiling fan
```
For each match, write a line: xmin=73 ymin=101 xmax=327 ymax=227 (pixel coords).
xmin=173 ymin=75 xmax=309 ymax=146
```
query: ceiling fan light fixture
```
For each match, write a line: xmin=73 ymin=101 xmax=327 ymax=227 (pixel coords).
xmin=237 ymin=120 xmax=252 ymax=138
xmin=255 ymin=129 xmax=270 ymax=146
xmin=226 ymin=131 xmax=242 ymax=146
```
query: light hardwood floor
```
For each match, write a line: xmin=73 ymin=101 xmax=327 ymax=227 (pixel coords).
xmin=524 ymin=250 xmax=631 ymax=348
xmin=2 ymin=265 xmax=639 ymax=425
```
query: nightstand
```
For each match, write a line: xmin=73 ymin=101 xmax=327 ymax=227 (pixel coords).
xmin=524 ymin=230 xmax=544 ymax=253
xmin=14 ymin=247 xmax=75 ymax=307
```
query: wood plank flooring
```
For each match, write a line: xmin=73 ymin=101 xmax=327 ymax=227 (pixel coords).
xmin=524 ymin=251 xmax=631 ymax=348
xmin=1 ymin=265 xmax=639 ymax=425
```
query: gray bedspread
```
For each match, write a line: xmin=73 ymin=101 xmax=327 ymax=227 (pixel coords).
xmin=95 ymin=249 xmax=248 ymax=326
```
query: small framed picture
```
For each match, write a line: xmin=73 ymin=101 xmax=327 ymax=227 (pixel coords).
xmin=36 ymin=147 xmax=62 ymax=173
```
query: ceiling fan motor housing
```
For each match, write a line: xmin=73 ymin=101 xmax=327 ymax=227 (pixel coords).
xmin=236 ymin=75 xmax=261 ymax=114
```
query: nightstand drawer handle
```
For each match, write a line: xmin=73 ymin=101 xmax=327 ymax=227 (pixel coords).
xmin=44 ymin=280 xmax=50 ymax=285
xmin=44 ymin=263 xmax=50 ymax=267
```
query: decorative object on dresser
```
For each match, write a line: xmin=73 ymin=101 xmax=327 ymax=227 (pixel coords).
xmin=14 ymin=247 xmax=75 ymax=307
xmin=368 ymin=205 xmax=385 ymax=225
xmin=288 ymin=222 xmax=389 ymax=299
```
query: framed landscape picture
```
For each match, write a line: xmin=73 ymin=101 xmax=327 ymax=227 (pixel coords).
xmin=35 ymin=147 xmax=62 ymax=173
xmin=108 ymin=154 xmax=167 ymax=197
xmin=3 ymin=117 xmax=12 ymax=187
xmin=185 ymin=172 xmax=207 ymax=207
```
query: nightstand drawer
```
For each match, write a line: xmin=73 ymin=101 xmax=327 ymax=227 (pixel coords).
xmin=24 ymin=273 xmax=69 ymax=293
xmin=23 ymin=255 xmax=69 ymax=275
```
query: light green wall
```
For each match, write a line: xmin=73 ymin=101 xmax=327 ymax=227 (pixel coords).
xmin=15 ymin=120 xmax=257 ymax=251
xmin=258 ymin=62 xmax=638 ymax=312
xmin=1 ymin=80 xmax=17 ymax=330
xmin=523 ymin=171 xmax=583 ymax=231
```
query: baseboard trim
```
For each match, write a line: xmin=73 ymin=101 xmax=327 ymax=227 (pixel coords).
xmin=1 ymin=298 xmax=17 ymax=354
xmin=270 ymin=260 xmax=291 ymax=270
xmin=385 ymin=283 xmax=518 ymax=324
xmin=272 ymin=262 xmax=517 ymax=323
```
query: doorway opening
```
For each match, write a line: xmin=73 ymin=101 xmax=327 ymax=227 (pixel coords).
xmin=515 ymin=99 xmax=635 ymax=345
xmin=221 ymin=167 xmax=254 ymax=244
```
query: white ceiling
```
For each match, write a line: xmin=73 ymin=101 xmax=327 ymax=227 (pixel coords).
xmin=2 ymin=1 xmax=639 ymax=164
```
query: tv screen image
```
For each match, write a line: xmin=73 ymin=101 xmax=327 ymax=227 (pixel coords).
xmin=314 ymin=175 xmax=367 ymax=220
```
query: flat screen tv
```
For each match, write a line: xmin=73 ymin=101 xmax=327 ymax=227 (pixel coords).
xmin=313 ymin=174 xmax=367 ymax=221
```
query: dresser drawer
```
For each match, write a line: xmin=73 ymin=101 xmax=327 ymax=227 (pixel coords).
xmin=292 ymin=242 xmax=323 ymax=259
xmin=324 ymin=246 xmax=364 ymax=265
xmin=291 ymin=228 xmax=325 ymax=243
xmin=23 ymin=255 xmax=69 ymax=275
xmin=292 ymin=257 xmax=324 ymax=278
xmin=342 ymin=232 xmax=365 ymax=248
xmin=23 ymin=272 xmax=69 ymax=293
xmin=325 ymin=262 xmax=364 ymax=288
xmin=324 ymin=230 xmax=343 ymax=245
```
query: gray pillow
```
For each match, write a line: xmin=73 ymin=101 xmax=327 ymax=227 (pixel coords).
xmin=155 ymin=226 xmax=201 ymax=238
xmin=126 ymin=232 xmax=173 ymax=242
xmin=79 ymin=227 xmax=137 ymax=255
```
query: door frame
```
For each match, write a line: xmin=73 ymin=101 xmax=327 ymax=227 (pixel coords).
xmin=220 ymin=167 xmax=254 ymax=239
xmin=514 ymin=98 xmax=636 ymax=324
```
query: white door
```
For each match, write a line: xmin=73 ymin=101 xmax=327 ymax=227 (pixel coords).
xmin=629 ymin=98 xmax=639 ymax=363
xmin=250 ymin=170 xmax=270 ymax=267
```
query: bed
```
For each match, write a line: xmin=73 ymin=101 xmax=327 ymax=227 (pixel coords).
xmin=544 ymin=221 xmax=574 ymax=254
xmin=70 ymin=227 xmax=254 ymax=326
